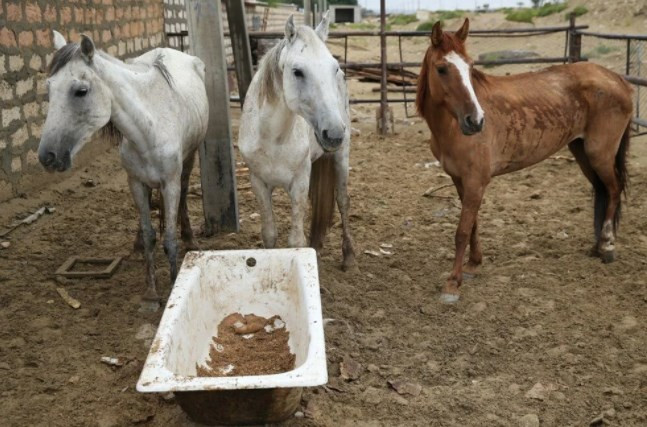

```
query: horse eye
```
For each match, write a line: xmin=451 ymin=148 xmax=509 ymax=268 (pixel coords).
xmin=293 ymin=69 xmax=304 ymax=78
xmin=75 ymin=87 xmax=88 ymax=97
xmin=437 ymin=66 xmax=448 ymax=75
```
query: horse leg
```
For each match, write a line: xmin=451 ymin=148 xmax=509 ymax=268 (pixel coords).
xmin=179 ymin=152 xmax=198 ymax=250
xmin=251 ymin=173 xmax=277 ymax=248
xmin=451 ymin=177 xmax=482 ymax=277
xmin=586 ymin=151 xmax=623 ymax=264
xmin=128 ymin=178 xmax=159 ymax=310
xmin=160 ymin=178 xmax=181 ymax=284
xmin=441 ymin=178 xmax=486 ymax=304
xmin=568 ymin=139 xmax=599 ymax=256
xmin=287 ymin=167 xmax=309 ymax=248
xmin=334 ymin=151 xmax=356 ymax=271
xmin=132 ymin=191 xmax=152 ymax=253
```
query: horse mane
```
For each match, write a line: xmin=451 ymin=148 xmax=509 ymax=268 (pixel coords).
xmin=416 ymin=48 xmax=431 ymax=117
xmin=257 ymin=38 xmax=288 ymax=104
xmin=48 ymin=43 xmax=80 ymax=76
xmin=152 ymin=53 xmax=174 ymax=88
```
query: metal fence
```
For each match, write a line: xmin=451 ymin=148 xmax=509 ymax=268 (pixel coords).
xmin=576 ymin=30 xmax=647 ymax=133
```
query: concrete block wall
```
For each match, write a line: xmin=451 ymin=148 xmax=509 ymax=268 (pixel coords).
xmin=0 ymin=0 xmax=166 ymax=202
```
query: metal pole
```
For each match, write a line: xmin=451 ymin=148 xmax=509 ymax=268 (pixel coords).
xmin=224 ymin=0 xmax=254 ymax=105
xmin=379 ymin=0 xmax=388 ymax=134
xmin=186 ymin=0 xmax=239 ymax=235
xmin=304 ymin=0 xmax=312 ymax=27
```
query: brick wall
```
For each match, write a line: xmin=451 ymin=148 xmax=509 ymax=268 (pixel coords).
xmin=0 ymin=0 xmax=166 ymax=201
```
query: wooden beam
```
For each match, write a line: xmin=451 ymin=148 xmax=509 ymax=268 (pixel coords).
xmin=223 ymin=0 xmax=254 ymax=104
xmin=186 ymin=0 xmax=239 ymax=235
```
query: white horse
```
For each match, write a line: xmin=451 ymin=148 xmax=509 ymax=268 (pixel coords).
xmin=38 ymin=31 xmax=208 ymax=310
xmin=239 ymin=13 xmax=355 ymax=270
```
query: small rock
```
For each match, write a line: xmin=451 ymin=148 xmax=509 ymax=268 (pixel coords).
xmin=68 ymin=375 xmax=80 ymax=384
xmin=294 ymin=411 xmax=304 ymax=418
xmin=304 ymin=399 xmax=320 ymax=419
xmin=351 ymin=127 xmax=361 ymax=136
xmin=363 ymin=250 xmax=381 ymax=257
xmin=0 ymin=241 xmax=10 ymax=249
xmin=603 ymin=408 xmax=616 ymax=419
xmin=135 ymin=323 xmax=156 ymax=341
xmin=391 ymin=393 xmax=409 ymax=405
xmin=0 ymin=362 xmax=10 ymax=370
xmin=367 ymin=364 xmax=379 ymax=373
xmin=525 ymin=382 xmax=549 ymax=400
xmin=470 ymin=302 xmax=487 ymax=313
xmin=602 ymin=386 xmax=623 ymax=395
xmin=340 ymin=357 xmax=363 ymax=381
xmin=388 ymin=379 xmax=422 ymax=397
xmin=618 ymin=315 xmax=637 ymax=331
xmin=589 ymin=414 xmax=605 ymax=426
xmin=519 ymin=413 xmax=540 ymax=427
xmin=529 ymin=192 xmax=542 ymax=200
xmin=362 ymin=386 xmax=383 ymax=405
xmin=249 ymin=213 xmax=260 ymax=220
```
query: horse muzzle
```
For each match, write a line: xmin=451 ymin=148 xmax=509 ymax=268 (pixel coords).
xmin=39 ymin=149 xmax=72 ymax=172
xmin=315 ymin=128 xmax=345 ymax=153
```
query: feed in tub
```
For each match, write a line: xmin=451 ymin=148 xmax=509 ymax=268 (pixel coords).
xmin=197 ymin=313 xmax=295 ymax=377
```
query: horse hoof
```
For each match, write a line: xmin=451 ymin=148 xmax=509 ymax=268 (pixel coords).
xmin=439 ymin=293 xmax=460 ymax=304
xmin=600 ymin=250 xmax=616 ymax=264
xmin=341 ymin=256 xmax=356 ymax=272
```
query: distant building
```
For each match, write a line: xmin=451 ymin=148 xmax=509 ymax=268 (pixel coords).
xmin=330 ymin=5 xmax=361 ymax=23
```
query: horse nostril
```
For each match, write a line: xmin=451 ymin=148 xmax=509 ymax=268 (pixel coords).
xmin=322 ymin=129 xmax=329 ymax=140
xmin=42 ymin=151 xmax=56 ymax=166
xmin=478 ymin=118 xmax=484 ymax=128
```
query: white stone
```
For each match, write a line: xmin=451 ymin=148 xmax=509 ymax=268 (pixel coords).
xmin=16 ymin=77 xmax=34 ymax=97
xmin=9 ymin=56 xmax=24 ymax=72
xmin=0 ymin=80 xmax=12 ymax=101
xmin=29 ymin=55 xmax=42 ymax=71
xmin=11 ymin=125 xmax=29 ymax=148
xmin=11 ymin=157 xmax=22 ymax=173
xmin=2 ymin=107 xmax=20 ymax=127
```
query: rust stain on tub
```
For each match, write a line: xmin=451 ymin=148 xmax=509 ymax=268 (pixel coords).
xmin=150 ymin=338 xmax=162 ymax=353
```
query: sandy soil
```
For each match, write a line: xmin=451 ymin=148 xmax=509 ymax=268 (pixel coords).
xmin=1 ymin=10 xmax=647 ymax=427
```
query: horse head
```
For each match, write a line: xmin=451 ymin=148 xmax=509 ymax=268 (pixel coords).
xmin=281 ymin=13 xmax=347 ymax=152
xmin=417 ymin=18 xmax=485 ymax=135
xmin=38 ymin=31 xmax=112 ymax=172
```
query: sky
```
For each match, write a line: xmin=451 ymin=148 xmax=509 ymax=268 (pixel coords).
xmin=360 ymin=0 xmax=535 ymax=13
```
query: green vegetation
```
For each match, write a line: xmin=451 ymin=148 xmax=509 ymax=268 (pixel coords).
xmin=505 ymin=9 xmax=535 ymax=23
xmin=436 ymin=10 xmax=464 ymax=20
xmin=505 ymin=2 xmax=570 ymax=23
xmin=570 ymin=5 xmax=588 ymax=17
xmin=416 ymin=20 xmax=440 ymax=32
xmin=388 ymin=14 xmax=418 ymax=26
xmin=585 ymin=43 xmax=619 ymax=58
xmin=536 ymin=2 xmax=568 ymax=17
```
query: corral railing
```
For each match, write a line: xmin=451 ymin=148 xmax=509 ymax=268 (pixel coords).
xmin=575 ymin=30 xmax=647 ymax=135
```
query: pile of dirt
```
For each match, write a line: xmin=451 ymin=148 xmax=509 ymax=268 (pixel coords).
xmin=196 ymin=313 xmax=295 ymax=377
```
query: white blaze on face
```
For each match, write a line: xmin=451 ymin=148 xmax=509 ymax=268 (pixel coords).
xmin=444 ymin=51 xmax=484 ymax=122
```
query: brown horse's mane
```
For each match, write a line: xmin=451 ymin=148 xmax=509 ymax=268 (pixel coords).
xmin=416 ymin=32 xmax=488 ymax=117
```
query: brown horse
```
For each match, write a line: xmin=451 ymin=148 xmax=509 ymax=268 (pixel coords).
xmin=416 ymin=19 xmax=633 ymax=303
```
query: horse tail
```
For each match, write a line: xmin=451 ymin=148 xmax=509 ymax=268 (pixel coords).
xmin=593 ymin=122 xmax=630 ymax=238
xmin=309 ymin=153 xmax=336 ymax=251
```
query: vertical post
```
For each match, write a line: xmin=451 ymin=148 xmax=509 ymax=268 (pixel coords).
xmin=626 ymin=39 xmax=631 ymax=75
xmin=568 ymin=14 xmax=581 ymax=63
xmin=378 ymin=0 xmax=388 ymax=135
xmin=304 ymin=0 xmax=312 ymax=27
xmin=224 ymin=0 xmax=254 ymax=104
xmin=186 ymin=0 xmax=239 ymax=235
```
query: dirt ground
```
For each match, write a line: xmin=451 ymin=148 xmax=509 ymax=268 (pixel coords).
xmin=1 ymin=9 xmax=647 ymax=427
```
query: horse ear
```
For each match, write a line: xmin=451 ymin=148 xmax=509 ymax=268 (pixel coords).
xmin=53 ymin=30 xmax=67 ymax=50
xmin=455 ymin=18 xmax=470 ymax=42
xmin=431 ymin=21 xmax=443 ymax=47
xmin=315 ymin=10 xmax=330 ymax=41
xmin=80 ymin=34 xmax=95 ymax=62
xmin=285 ymin=15 xmax=297 ymax=42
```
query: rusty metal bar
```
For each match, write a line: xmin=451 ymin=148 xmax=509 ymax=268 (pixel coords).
xmin=234 ymin=25 xmax=589 ymax=39
xmin=624 ymin=74 xmax=647 ymax=86
xmin=379 ymin=0 xmax=388 ymax=135
xmin=576 ymin=30 xmax=647 ymax=41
